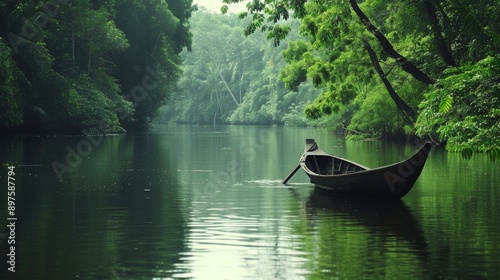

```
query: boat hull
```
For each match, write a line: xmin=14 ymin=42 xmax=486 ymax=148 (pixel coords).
xmin=299 ymin=140 xmax=432 ymax=199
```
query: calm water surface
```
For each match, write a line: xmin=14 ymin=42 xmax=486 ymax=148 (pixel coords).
xmin=0 ymin=124 xmax=499 ymax=280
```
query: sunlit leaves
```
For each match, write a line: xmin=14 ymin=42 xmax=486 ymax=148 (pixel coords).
xmin=221 ymin=5 xmax=229 ymax=14
xmin=280 ymin=40 xmax=312 ymax=91
xmin=416 ymin=56 xmax=500 ymax=160
xmin=280 ymin=59 xmax=309 ymax=91
xmin=267 ymin=24 xmax=291 ymax=46
xmin=282 ymin=40 xmax=309 ymax=62
xmin=303 ymin=5 xmax=351 ymax=48
xmin=266 ymin=3 xmax=289 ymax=23
xmin=439 ymin=94 xmax=453 ymax=113
xmin=348 ymin=88 xmax=404 ymax=139
xmin=218 ymin=0 xmax=500 ymax=158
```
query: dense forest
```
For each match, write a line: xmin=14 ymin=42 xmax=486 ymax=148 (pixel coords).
xmin=160 ymin=8 xmax=321 ymax=127
xmin=0 ymin=0 xmax=194 ymax=132
xmin=210 ymin=0 xmax=498 ymax=159
xmin=1 ymin=0 xmax=498 ymax=158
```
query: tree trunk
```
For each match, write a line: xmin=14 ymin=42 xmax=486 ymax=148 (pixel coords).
xmin=423 ymin=0 xmax=457 ymax=67
xmin=219 ymin=71 xmax=240 ymax=106
xmin=349 ymin=0 xmax=436 ymax=85
xmin=362 ymin=39 xmax=417 ymax=124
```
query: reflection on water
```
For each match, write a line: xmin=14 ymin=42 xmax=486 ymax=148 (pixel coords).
xmin=0 ymin=124 xmax=499 ymax=279
xmin=301 ymin=189 xmax=429 ymax=279
xmin=306 ymin=189 xmax=428 ymax=254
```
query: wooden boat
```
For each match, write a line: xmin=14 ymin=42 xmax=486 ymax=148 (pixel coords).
xmin=283 ymin=139 xmax=432 ymax=199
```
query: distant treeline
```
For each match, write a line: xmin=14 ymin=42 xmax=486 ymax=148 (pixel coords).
xmin=160 ymin=8 xmax=321 ymax=127
xmin=1 ymin=0 xmax=194 ymax=132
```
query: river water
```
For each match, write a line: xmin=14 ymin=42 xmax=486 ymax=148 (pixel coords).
xmin=0 ymin=124 xmax=499 ymax=279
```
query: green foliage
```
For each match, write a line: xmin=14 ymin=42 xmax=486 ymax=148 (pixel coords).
xmin=267 ymin=24 xmax=291 ymax=47
xmin=279 ymin=40 xmax=314 ymax=92
xmin=1 ymin=0 xmax=499 ymax=160
xmin=164 ymin=9 xmax=319 ymax=125
xmin=13 ymin=41 xmax=81 ymax=130
xmin=442 ymin=0 xmax=500 ymax=63
xmin=73 ymin=76 xmax=125 ymax=132
xmin=416 ymin=56 xmax=500 ymax=160
xmin=167 ymin=10 xmax=251 ymax=124
xmin=278 ymin=2 xmax=414 ymax=136
xmin=348 ymin=85 xmax=407 ymax=139
xmin=0 ymin=40 xmax=26 ymax=127
xmin=114 ymin=0 xmax=192 ymax=127
xmin=223 ymin=0 xmax=500 ymax=159
xmin=439 ymin=95 xmax=453 ymax=113
xmin=282 ymin=103 xmax=311 ymax=126
xmin=0 ymin=0 xmax=194 ymax=131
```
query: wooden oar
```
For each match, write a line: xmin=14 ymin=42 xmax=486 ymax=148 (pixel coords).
xmin=282 ymin=141 xmax=318 ymax=184
xmin=281 ymin=164 xmax=301 ymax=184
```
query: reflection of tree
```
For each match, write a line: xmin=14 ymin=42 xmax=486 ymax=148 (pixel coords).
xmin=114 ymin=134 xmax=187 ymax=278
xmin=1 ymin=134 xmax=188 ymax=279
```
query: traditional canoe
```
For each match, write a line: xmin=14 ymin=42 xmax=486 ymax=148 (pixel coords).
xmin=289 ymin=139 xmax=432 ymax=199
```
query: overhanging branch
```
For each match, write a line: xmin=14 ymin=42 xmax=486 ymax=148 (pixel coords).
xmin=363 ymin=39 xmax=417 ymax=124
xmin=350 ymin=0 xmax=436 ymax=85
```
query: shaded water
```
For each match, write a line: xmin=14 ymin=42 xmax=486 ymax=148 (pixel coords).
xmin=0 ymin=124 xmax=499 ymax=279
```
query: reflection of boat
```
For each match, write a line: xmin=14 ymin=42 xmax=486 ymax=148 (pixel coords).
xmin=296 ymin=139 xmax=432 ymax=199
xmin=305 ymin=189 xmax=428 ymax=256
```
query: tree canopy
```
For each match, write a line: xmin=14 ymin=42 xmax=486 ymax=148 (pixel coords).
xmin=1 ymin=0 xmax=498 ymax=159
xmin=0 ymin=0 xmax=195 ymax=132
xmin=221 ymin=0 xmax=499 ymax=159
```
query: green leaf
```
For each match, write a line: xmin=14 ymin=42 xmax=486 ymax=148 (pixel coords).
xmin=439 ymin=95 xmax=453 ymax=113
xmin=221 ymin=5 xmax=229 ymax=14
